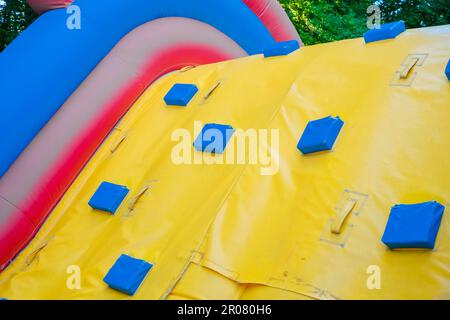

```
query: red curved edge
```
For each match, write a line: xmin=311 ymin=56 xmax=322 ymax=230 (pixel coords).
xmin=27 ymin=0 xmax=73 ymax=14
xmin=0 ymin=203 xmax=35 ymax=269
xmin=2 ymin=0 xmax=301 ymax=271
xmin=0 ymin=44 xmax=233 ymax=271
xmin=243 ymin=0 xmax=302 ymax=43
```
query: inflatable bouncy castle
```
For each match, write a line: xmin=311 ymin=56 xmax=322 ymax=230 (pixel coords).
xmin=0 ymin=0 xmax=300 ymax=270
xmin=0 ymin=0 xmax=449 ymax=300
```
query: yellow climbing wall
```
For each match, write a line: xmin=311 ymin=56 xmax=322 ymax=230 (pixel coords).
xmin=0 ymin=25 xmax=449 ymax=300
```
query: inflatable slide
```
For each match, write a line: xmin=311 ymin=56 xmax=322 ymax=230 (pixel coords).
xmin=0 ymin=0 xmax=299 ymax=271
xmin=0 ymin=0 xmax=449 ymax=300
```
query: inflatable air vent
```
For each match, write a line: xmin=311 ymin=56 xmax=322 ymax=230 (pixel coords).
xmin=194 ymin=123 xmax=235 ymax=154
xmin=88 ymin=182 xmax=129 ymax=214
xmin=164 ymin=84 xmax=199 ymax=106
xmin=382 ymin=201 xmax=445 ymax=249
xmin=363 ymin=21 xmax=406 ymax=43
xmin=297 ymin=116 xmax=344 ymax=154
xmin=263 ymin=40 xmax=300 ymax=57
xmin=103 ymin=254 xmax=153 ymax=296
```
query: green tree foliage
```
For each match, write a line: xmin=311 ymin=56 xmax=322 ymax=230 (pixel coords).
xmin=280 ymin=0 xmax=374 ymax=45
xmin=280 ymin=0 xmax=450 ymax=45
xmin=0 ymin=0 xmax=36 ymax=50
xmin=379 ymin=0 xmax=450 ymax=28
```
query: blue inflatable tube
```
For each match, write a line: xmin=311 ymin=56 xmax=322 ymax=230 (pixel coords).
xmin=0 ymin=0 xmax=275 ymax=178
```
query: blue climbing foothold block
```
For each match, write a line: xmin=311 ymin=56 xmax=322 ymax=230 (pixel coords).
xmin=382 ymin=201 xmax=445 ymax=250
xmin=263 ymin=40 xmax=300 ymax=57
xmin=193 ymin=123 xmax=235 ymax=154
xmin=297 ymin=116 xmax=344 ymax=154
xmin=363 ymin=20 xmax=406 ymax=43
xmin=88 ymin=181 xmax=129 ymax=214
xmin=445 ymin=59 xmax=450 ymax=81
xmin=104 ymin=254 xmax=153 ymax=296
xmin=164 ymin=83 xmax=198 ymax=106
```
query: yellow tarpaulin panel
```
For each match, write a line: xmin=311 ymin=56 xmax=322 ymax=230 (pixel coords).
xmin=167 ymin=263 xmax=313 ymax=300
xmin=196 ymin=26 xmax=450 ymax=300
xmin=0 ymin=25 xmax=449 ymax=300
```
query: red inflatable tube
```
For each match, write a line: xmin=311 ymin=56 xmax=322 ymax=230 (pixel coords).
xmin=28 ymin=44 xmax=232 ymax=226
xmin=0 ymin=16 xmax=246 ymax=270
xmin=27 ymin=0 xmax=73 ymax=14
xmin=0 ymin=201 xmax=35 ymax=267
xmin=0 ymin=1 xmax=302 ymax=270
xmin=243 ymin=0 xmax=302 ymax=43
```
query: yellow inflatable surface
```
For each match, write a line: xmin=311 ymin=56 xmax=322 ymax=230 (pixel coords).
xmin=0 ymin=25 xmax=449 ymax=300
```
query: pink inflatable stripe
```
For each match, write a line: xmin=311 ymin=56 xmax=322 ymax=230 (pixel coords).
xmin=27 ymin=0 xmax=73 ymax=14
xmin=243 ymin=0 xmax=301 ymax=43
